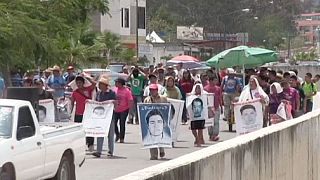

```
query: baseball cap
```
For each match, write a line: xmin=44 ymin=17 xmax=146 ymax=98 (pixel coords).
xmin=149 ymin=84 xmax=158 ymax=90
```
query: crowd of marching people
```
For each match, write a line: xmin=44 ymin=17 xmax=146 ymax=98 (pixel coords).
xmin=1 ymin=62 xmax=320 ymax=160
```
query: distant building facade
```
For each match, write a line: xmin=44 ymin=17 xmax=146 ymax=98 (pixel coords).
xmin=91 ymin=0 xmax=147 ymax=48
xmin=296 ymin=13 xmax=320 ymax=45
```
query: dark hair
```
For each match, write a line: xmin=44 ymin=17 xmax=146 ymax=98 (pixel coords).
xmin=290 ymin=69 xmax=298 ymax=76
xmin=306 ymin=73 xmax=312 ymax=78
xmin=316 ymin=74 xmax=320 ymax=79
xmin=290 ymin=75 xmax=298 ymax=81
xmin=191 ymin=98 xmax=203 ymax=109
xmin=182 ymin=70 xmax=192 ymax=81
xmin=240 ymin=104 xmax=256 ymax=114
xmin=209 ymin=77 xmax=217 ymax=81
xmin=75 ymin=76 xmax=85 ymax=83
xmin=259 ymin=75 xmax=269 ymax=82
xmin=146 ymin=109 xmax=164 ymax=125
xmin=38 ymin=105 xmax=46 ymax=115
xmin=283 ymin=72 xmax=290 ymax=77
xmin=269 ymin=70 xmax=276 ymax=77
xmin=115 ymin=78 xmax=126 ymax=85
xmin=93 ymin=106 xmax=105 ymax=113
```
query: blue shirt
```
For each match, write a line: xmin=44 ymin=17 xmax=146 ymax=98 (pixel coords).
xmin=48 ymin=75 xmax=66 ymax=97
xmin=222 ymin=76 xmax=242 ymax=93
xmin=96 ymin=90 xmax=116 ymax=102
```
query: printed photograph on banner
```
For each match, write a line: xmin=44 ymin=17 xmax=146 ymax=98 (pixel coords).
xmin=82 ymin=100 xmax=114 ymax=137
xmin=234 ymin=100 xmax=263 ymax=135
xmin=167 ymin=98 xmax=184 ymax=142
xmin=186 ymin=95 xmax=208 ymax=121
xmin=137 ymin=103 xmax=172 ymax=149
xmin=39 ymin=99 xmax=55 ymax=123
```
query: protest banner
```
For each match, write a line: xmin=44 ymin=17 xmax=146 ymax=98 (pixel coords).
xmin=39 ymin=99 xmax=55 ymax=123
xmin=167 ymin=98 xmax=184 ymax=142
xmin=137 ymin=103 xmax=172 ymax=149
xmin=234 ymin=99 xmax=263 ymax=135
xmin=82 ymin=100 xmax=114 ymax=137
xmin=186 ymin=94 xmax=210 ymax=126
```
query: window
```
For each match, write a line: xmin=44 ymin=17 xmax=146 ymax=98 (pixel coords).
xmin=124 ymin=8 xmax=129 ymax=28
xmin=17 ymin=106 xmax=35 ymax=140
xmin=138 ymin=7 xmax=145 ymax=29
xmin=121 ymin=8 xmax=129 ymax=28
xmin=121 ymin=8 xmax=124 ymax=27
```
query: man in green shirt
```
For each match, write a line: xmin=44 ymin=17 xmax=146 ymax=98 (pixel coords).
xmin=302 ymin=73 xmax=317 ymax=113
xmin=128 ymin=67 xmax=146 ymax=124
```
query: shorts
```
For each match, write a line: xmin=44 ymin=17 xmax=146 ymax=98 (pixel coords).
xmin=191 ymin=120 xmax=205 ymax=130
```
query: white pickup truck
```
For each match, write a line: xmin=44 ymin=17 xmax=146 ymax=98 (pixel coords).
xmin=0 ymin=99 xmax=86 ymax=180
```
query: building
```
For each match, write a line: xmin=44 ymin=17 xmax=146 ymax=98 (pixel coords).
xmin=91 ymin=0 xmax=146 ymax=48
xmin=296 ymin=13 xmax=320 ymax=45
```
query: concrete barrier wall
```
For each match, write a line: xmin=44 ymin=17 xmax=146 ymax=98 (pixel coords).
xmin=115 ymin=109 xmax=320 ymax=180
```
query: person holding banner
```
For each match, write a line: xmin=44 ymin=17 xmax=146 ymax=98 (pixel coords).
xmin=143 ymin=84 xmax=169 ymax=160
xmin=188 ymin=83 xmax=207 ymax=147
xmin=92 ymin=77 xmax=116 ymax=158
xmin=238 ymin=77 xmax=269 ymax=128
xmin=70 ymin=75 xmax=96 ymax=151
xmin=165 ymin=76 xmax=182 ymax=147
xmin=204 ymin=77 xmax=223 ymax=141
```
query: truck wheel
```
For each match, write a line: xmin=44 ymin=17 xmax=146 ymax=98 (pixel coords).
xmin=53 ymin=153 xmax=75 ymax=180
xmin=0 ymin=166 xmax=15 ymax=180
xmin=0 ymin=170 xmax=14 ymax=180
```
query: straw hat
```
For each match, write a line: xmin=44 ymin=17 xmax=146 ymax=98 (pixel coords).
xmin=52 ymin=65 xmax=60 ymax=71
xmin=99 ymin=77 xmax=110 ymax=85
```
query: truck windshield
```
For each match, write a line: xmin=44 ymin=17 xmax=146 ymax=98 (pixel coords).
xmin=0 ymin=106 xmax=13 ymax=138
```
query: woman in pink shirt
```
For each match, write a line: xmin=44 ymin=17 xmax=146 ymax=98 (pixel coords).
xmin=113 ymin=78 xmax=133 ymax=143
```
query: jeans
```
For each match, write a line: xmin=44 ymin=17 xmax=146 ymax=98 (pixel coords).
xmin=223 ymin=93 xmax=237 ymax=120
xmin=208 ymin=107 xmax=221 ymax=138
xmin=150 ymin=148 xmax=164 ymax=158
xmin=129 ymin=95 xmax=142 ymax=123
xmin=114 ymin=110 xmax=129 ymax=140
xmin=96 ymin=118 xmax=115 ymax=154
xmin=306 ymin=99 xmax=313 ymax=113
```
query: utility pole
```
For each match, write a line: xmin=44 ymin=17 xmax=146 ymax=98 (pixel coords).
xmin=136 ymin=0 xmax=139 ymax=61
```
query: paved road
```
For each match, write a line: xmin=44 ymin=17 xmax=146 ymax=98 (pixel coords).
xmin=76 ymin=120 xmax=236 ymax=180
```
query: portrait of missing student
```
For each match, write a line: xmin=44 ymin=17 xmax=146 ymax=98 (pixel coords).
xmin=92 ymin=106 xmax=107 ymax=119
xmin=137 ymin=103 xmax=172 ymax=149
xmin=186 ymin=95 xmax=208 ymax=121
xmin=234 ymin=100 xmax=263 ymax=135
xmin=39 ymin=99 xmax=55 ymax=123
xmin=82 ymin=100 xmax=114 ymax=137
xmin=38 ymin=105 xmax=47 ymax=122
xmin=167 ymin=98 xmax=184 ymax=142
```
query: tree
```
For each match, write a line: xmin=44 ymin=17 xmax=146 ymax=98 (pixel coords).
xmin=0 ymin=0 xmax=110 ymax=84
xmin=96 ymin=32 xmax=122 ymax=65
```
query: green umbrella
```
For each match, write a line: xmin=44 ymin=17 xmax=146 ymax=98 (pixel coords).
xmin=206 ymin=46 xmax=278 ymax=69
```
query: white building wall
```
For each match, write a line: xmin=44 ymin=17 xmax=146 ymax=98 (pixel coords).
xmin=100 ymin=0 xmax=121 ymax=34
xmin=96 ymin=0 xmax=146 ymax=38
